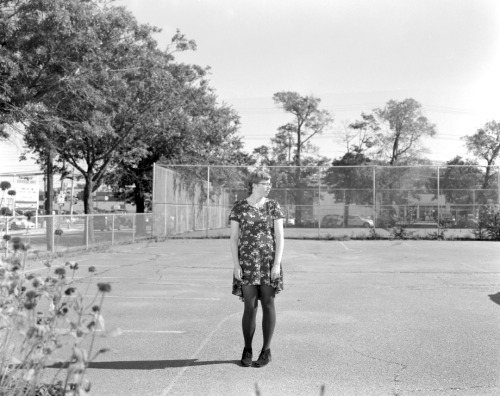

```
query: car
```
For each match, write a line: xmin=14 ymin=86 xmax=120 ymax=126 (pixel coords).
xmin=438 ymin=212 xmax=456 ymax=227
xmin=321 ymin=214 xmax=343 ymax=228
xmin=93 ymin=214 xmax=122 ymax=231
xmin=347 ymin=215 xmax=374 ymax=228
xmin=5 ymin=216 xmax=36 ymax=230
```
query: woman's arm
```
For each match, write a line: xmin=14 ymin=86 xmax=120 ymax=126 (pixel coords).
xmin=230 ymin=220 xmax=241 ymax=280
xmin=271 ymin=218 xmax=284 ymax=280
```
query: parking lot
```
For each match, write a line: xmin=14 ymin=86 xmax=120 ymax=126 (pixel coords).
xmin=29 ymin=238 xmax=500 ymax=395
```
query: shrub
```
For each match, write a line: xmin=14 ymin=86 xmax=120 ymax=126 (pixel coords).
xmin=0 ymin=239 xmax=113 ymax=395
xmin=474 ymin=205 xmax=500 ymax=241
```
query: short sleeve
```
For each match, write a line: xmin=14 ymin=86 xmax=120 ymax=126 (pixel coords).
xmin=270 ymin=200 xmax=285 ymax=220
xmin=229 ymin=202 xmax=240 ymax=223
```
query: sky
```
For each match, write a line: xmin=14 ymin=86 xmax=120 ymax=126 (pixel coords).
xmin=114 ymin=0 xmax=500 ymax=163
xmin=1 ymin=0 xmax=499 ymax=174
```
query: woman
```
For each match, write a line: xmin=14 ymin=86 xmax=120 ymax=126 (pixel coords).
xmin=229 ymin=169 xmax=284 ymax=368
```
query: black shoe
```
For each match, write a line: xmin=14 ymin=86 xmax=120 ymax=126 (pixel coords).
xmin=241 ymin=348 xmax=252 ymax=367
xmin=253 ymin=348 xmax=271 ymax=367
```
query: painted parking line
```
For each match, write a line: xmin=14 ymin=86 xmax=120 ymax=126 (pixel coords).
xmin=461 ymin=263 xmax=488 ymax=273
xmin=339 ymin=241 xmax=349 ymax=251
xmin=121 ymin=330 xmax=186 ymax=334
xmin=161 ymin=312 xmax=240 ymax=396
xmin=87 ymin=295 xmax=220 ymax=301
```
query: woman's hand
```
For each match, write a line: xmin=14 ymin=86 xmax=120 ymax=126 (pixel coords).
xmin=270 ymin=265 xmax=281 ymax=281
xmin=233 ymin=265 xmax=242 ymax=281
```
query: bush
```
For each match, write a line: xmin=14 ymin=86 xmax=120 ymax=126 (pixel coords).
xmin=0 ymin=238 xmax=113 ymax=395
xmin=474 ymin=205 xmax=500 ymax=241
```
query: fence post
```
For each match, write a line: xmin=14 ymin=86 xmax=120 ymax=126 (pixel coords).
xmin=206 ymin=166 xmax=210 ymax=238
xmin=165 ymin=168 xmax=168 ymax=237
xmin=317 ymin=167 xmax=321 ymax=238
xmin=152 ymin=163 xmax=156 ymax=237
xmin=497 ymin=167 xmax=500 ymax=206
xmin=51 ymin=215 xmax=55 ymax=253
xmin=132 ymin=215 xmax=135 ymax=243
xmin=373 ymin=166 xmax=377 ymax=227
xmin=85 ymin=215 xmax=89 ymax=250
xmin=437 ymin=166 xmax=441 ymax=228
xmin=111 ymin=215 xmax=115 ymax=245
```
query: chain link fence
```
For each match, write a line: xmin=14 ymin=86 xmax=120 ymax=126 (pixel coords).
xmin=153 ymin=163 xmax=500 ymax=238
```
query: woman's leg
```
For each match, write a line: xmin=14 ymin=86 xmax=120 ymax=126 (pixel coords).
xmin=241 ymin=285 xmax=259 ymax=349
xmin=259 ymin=285 xmax=276 ymax=350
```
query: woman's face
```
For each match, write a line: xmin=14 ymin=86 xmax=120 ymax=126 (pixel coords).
xmin=253 ymin=179 xmax=272 ymax=196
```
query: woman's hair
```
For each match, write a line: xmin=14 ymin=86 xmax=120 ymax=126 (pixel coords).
xmin=247 ymin=169 xmax=271 ymax=195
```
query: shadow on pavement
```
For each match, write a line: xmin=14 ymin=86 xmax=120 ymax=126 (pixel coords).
xmin=50 ymin=360 xmax=240 ymax=370
xmin=488 ymin=292 xmax=500 ymax=306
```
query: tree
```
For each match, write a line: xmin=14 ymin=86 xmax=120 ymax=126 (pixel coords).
xmin=272 ymin=92 xmax=333 ymax=167
xmin=463 ymin=120 xmax=500 ymax=190
xmin=22 ymin=3 xmax=169 ymax=214
xmin=372 ymin=98 xmax=436 ymax=165
xmin=272 ymin=92 xmax=333 ymax=225
xmin=343 ymin=113 xmax=379 ymax=155
xmin=323 ymin=151 xmax=373 ymax=226
xmin=0 ymin=0 xmax=107 ymax=135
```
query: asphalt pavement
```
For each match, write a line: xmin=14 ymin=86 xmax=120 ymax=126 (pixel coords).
xmin=34 ymin=239 xmax=500 ymax=396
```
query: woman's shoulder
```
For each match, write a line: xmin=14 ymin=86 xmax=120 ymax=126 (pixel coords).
xmin=231 ymin=199 xmax=247 ymax=209
xmin=266 ymin=199 xmax=281 ymax=207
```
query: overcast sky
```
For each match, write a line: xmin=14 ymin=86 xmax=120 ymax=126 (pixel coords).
xmin=2 ymin=0 xmax=499 ymax=173
xmin=112 ymin=0 xmax=500 ymax=163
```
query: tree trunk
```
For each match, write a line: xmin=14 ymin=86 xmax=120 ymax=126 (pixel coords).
xmin=83 ymin=175 xmax=94 ymax=244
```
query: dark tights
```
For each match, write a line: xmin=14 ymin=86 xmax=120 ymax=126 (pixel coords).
xmin=241 ymin=285 xmax=276 ymax=351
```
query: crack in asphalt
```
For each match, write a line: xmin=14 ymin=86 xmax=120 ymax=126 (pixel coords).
xmin=344 ymin=343 xmax=408 ymax=396
xmin=403 ymin=384 xmax=499 ymax=393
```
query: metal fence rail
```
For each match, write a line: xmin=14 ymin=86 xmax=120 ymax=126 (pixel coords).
xmin=1 ymin=213 xmax=153 ymax=254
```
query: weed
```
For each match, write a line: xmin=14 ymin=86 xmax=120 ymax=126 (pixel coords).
xmin=474 ymin=205 xmax=500 ymax=241
xmin=0 ymin=236 xmax=115 ymax=395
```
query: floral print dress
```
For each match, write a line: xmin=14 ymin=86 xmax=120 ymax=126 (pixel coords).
xmin=229 ymin=199 xmax=285 ymax=301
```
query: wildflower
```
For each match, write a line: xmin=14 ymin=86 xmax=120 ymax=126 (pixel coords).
xmin=24 ymin=290 xmax=38 ymax=310
xmin=54 ymin=229 xmax=63 ymax=236
xmin=2 ymin=234 xmax=10 ymax=241
xmin=64 ymin=287 xmax=76 ymax=296
xmin=24 ymin=300 xmax=37 ymax=310
xmin=88 ymin=266 xmax=96 ymax=273
xmin=92 ymin=305 xmax=100 ymax=312
xmin=97 ymin=283 xmax=111 ymax=293
xmin=12 ymin=237 xmax=23 ymax=251
xmin=57 ymin=305 xmax=69 ymax=316
xmin=54 ymin=267 xmax=66 ymax=277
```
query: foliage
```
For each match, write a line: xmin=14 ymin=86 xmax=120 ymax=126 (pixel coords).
xmin=344 ymin=113 xmax=379 ymax=154
xmin=463 ymin=120 xmax=500 ymax=189
xmin=104 ymin=59 xmax=253 ymax=216
xmin=383 ymin=206 xmax=418 ymax=240
xmin=323 ymin=151 xmax=373 ymax=226
xmin=270 ymin=91 xmax=333 ymax=167
xmin=0 ymin=238 xmax=113 ymax=396
xmin=426 ymin=156 xmax=482 ymax=206
xmin=474 ymin=205 xmax=500 ymax=241
xmin=357 ymin=98 xmax=437 ymax=165
xmin=426 ymin=227 xmax=448 ymax=240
